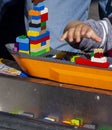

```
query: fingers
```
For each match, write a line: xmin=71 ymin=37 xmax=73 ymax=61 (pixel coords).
xmin=60 ymin=31 xmax=68 ymax=41
xmin=86 ymin=29 xmax=102 ymax=42
xmin=60 ymin=23 xmax=102 ymax=43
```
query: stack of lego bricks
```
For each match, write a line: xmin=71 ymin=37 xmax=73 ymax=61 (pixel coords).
xmin=15 ymin=0 xmax=50 ymax=56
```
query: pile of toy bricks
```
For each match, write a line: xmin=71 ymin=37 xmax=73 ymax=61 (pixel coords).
xmin=15 ymin=0 xmax=50 ymax=56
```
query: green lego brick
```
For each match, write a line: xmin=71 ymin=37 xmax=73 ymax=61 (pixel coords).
xmin=41 ymin=22 xmax=46 ymax=26
xmin=30 ymin=48 xmax=50 ymax=56
xmin=19 ymin=35 xmax=27 ymax=39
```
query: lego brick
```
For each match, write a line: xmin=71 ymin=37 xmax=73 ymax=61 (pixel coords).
xmin=14 ymin=43 xmax=19 ymax=52
xmin=94 ymin=48 xmax=104 ymax=58
xmin=31 ymin=15 xmax=41 ymax=20
xmin=76 ymin=57 xmax=110 ymax=68
xmin=30 ymin=41 xmax=50 ymax=52
xmin=29 ymin=26 xmax=41 ymax=32
xmin=41 ymin=25 xmax=46 ymax=30
xmin=41 ymin=21 xmax=46 ymax=26
xmin=71 ymin=118 xmax=83 ymax=126
xmin=19 ymin=50 xmax=29 ymax=54
xmin=28 ymin=10 xmax=40 ymax=16
xmin=41 ymin=41 xmax=46 ymax=46
xmin=27 ymin=30 xmax=41 ymax=37
xmin=32 ymin=0 xmax=45 ymax=4
xmin=16 ymin=35 xmax=29 ymax=44
xmin=41 ymin=13 xmax=48 ymax=22
xmin=30 ymin=36 xmax=50 ymax=44
xmin=29 ymin=31 xmax=50 ymax=40
xmin=40 ymin=7 xmax=48 ymax=15
xmin=33 ymin=2 xmax=45 ymax=11
xmin=29 ymin=22 xmax=41 ymax=28
xmin=40 ymin=29 xmax=46 ymax=35
xmin=30 ymin=47 xmax=50 ymax=56
xmin=29 ymin=22 xmax=46 ymax=28
xmin=19 ymin=43 xmax=29 ymax=51
xmin=31 ymin=19 xmax=41 ymax=24
xmin=91 ymin=56 xmax=107 ymax=63
xmin=46 ymin=39 xmax=50 ymax=46
xmin=30 ymin=43 xmax=41 ymax=48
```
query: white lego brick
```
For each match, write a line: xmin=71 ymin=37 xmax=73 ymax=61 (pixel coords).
xmin=41 ymin=7 xmax=48 ymax=15
xmin=91 ymin=56 xmax=107 ymax=63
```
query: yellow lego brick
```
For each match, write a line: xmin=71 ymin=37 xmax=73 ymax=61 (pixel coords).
xmin=19 ymin=50 xmax=29 ymax=54
xmin=30 ymin=43 xmax=41 ymax=49
xmin=27 ymin=30 xmax=40 ymax=37
xmin=71 ymin=118 xmax=83 ymax=126
xmin=46 ymin=47 xmax=50 ymax=52
xmin=30 ymin=44 xmax=50 ymax=53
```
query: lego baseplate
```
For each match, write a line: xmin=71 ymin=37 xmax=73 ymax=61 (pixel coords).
xmin=6 ymin=43 xmax=112 ymax=90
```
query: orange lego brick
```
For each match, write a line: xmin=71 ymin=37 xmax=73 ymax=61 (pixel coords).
xmin=28 ymin=10 xmax=40 ymax=16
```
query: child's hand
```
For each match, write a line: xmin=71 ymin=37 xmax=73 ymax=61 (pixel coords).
xmin=60 ymin=20 xmax=102 ymax=43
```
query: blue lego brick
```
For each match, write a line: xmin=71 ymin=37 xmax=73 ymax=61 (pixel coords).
xmin=33 ymin=2 xmax=45 ymax=11
xmin=16 ymin=35 xmax=29 ymax=44
xmin=29 ymin=27 xmax=41 ymax=32
xmin=19 ymin=43 xmax=29 ymax=51
xmin=31 ymin=16 xmax=41 ymax=20
xmin=19 ymin=72 xmax=29 ymax=77
xmin=29 ymin=31 xmax=50 ymax=40
xmin=41 ymin=41 xmax=46 ymax=46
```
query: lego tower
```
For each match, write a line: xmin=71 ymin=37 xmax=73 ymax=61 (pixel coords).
xmin=15 ymin=0 xmax=50 ymax=56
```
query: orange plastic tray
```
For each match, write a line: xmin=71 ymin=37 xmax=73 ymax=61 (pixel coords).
xmin=6 ymin=44 xmax=112 ymax=90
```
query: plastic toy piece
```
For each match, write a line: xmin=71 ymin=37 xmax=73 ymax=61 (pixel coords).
xmin=76 ymin=57 xmax=110 ymax=68
xmin=30 ymin=47 xmax=50 ymax=56
xmin=71 ymin=118 xmax=83 ymax=126
xmin=32 ymin=0 xmax=45 ymax=4
xmin=91 ymin=48 xmax=107 ymax=63
xmin=41 ymin=13 xmax=48 ymax=22
xmin=27 ymin=30 xmax=40 ymax=37
xmin=30 ymin=36 xmax=50 ymax=44
xmin=33 ymin=2 xmax=45 ymax=11
xmin=62 ymin=121 xmax=71 ymax=125
xmin=83 ymin=124 xmax=96 ymax=129
xmin=28 ymin=10 xmax=40 ymax=16
xmin=91 ymin=56 xmax=107 ymax=63
xmin=31 ymin=19 xmax=41 ymax=24
xmin=94 ymin=48 xmax=104 ymax=58
xmin=16 ymin=35 xmax=29 ymax=43
xmin=41 ymin=7 xmax=48 ymax=15
xmin=29 ymin=31 xmax=49 ymax=40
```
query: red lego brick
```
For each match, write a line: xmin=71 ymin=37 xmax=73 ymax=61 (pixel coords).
xmin=41 ymin=13 xmax=48 ymax=22
xmin=30 ymin=36 xmax=50 ymax=44
xmin=75 ymin=57 xmax=110 ymax=68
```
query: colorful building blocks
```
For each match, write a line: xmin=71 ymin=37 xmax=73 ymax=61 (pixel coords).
xmin=91 ymin=48 xmax=107 ymax=63
xmin=15 ymin=0 xmax=50 ymax=56
xmin=76 ymin=57 xmax=110 ymax=68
